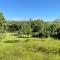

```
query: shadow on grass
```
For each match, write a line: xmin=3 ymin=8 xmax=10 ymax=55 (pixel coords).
xmin=4 ymin=40 xmax=19 ymax=43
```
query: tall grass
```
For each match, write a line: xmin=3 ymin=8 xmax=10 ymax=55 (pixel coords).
xmin=0 ymin=33 xmax=60 ymax=60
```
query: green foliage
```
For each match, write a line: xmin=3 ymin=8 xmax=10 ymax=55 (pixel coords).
xmin=7 ymin=24 xmax=20 ymax=32
xmin=31 ymin=20 xmax=44 ymax=32
xmin=0 ymin=12 xmax=5 ymax=24
xmin=0 ymin=12 xmax=60 ymax=39
xmin=31 ymin=20 xmax=49 ymax=38
xmin=6 ymin=19 xmax=60 ymax=39
xmin=1 ymin=12 xmax=60 ymax=60
xmin=0 ymin=12 xmax=6 ymax=39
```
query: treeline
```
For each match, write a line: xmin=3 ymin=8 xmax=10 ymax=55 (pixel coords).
xmin=7 ymin=19 xmax=60 ymax=39
xmin=0 ymin=12 xmax=60 ymax=39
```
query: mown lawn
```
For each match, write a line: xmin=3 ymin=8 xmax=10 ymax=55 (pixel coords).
xmin=0 ymin=33 xmax=60 ymax=60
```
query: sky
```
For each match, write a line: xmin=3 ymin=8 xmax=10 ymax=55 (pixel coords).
xmin=0 ymin=0 xmax=60 ymax=21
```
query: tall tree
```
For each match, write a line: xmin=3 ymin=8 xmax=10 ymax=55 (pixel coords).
xmin=0 ymin=12 xmax=6 ymax=39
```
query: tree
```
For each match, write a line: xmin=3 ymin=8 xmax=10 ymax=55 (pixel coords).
xmin=21 ymin=21 xmax=32 ymax=35
xmin=0 ymin=12 xmax=6 ymax=39
xmin=56 ymin=26 xmax=60 ymax=39
xmin=7 ymin=24 xmax=20 ymax=32
xmin=31 ymin=19 xmax=48 ymax=38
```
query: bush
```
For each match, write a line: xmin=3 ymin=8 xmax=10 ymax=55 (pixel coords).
xmin=32 ymin=32 xmax=48 ymax=38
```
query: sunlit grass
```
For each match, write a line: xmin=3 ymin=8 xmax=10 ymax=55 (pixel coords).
xmin=0 ymin=32 xmax=60 ymax=60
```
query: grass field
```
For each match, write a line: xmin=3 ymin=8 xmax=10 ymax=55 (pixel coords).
xmin=0 ymin=33 xmax=60 ymax=60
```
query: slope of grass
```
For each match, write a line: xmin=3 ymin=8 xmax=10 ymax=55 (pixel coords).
xmin=0 ymin=33 xmax=60 ymax=60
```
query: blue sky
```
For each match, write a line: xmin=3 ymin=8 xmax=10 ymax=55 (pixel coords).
xmin=0 ymin=0 xmax=60 ymax=21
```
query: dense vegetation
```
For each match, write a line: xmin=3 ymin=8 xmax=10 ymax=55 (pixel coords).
xmin=0 ymin=12 xmax=60 ymax=39
xmin=6 ymin=19 xmax=60 ymax=39
xmin=0 ymin=12 xmax=60 ymax=60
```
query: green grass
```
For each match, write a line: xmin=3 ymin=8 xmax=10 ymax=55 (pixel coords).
xmin=0 ymin=33 xmax=60 ymax=60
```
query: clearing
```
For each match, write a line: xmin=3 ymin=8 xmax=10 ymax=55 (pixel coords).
xmin=0 ymin=33 xmax=60 ymax=60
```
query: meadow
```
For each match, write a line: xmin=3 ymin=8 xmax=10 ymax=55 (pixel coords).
xmin=0 ymin=33 xmax=60 ymax=60
xmin=0 ymin=8 xmax=60 ymax=60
